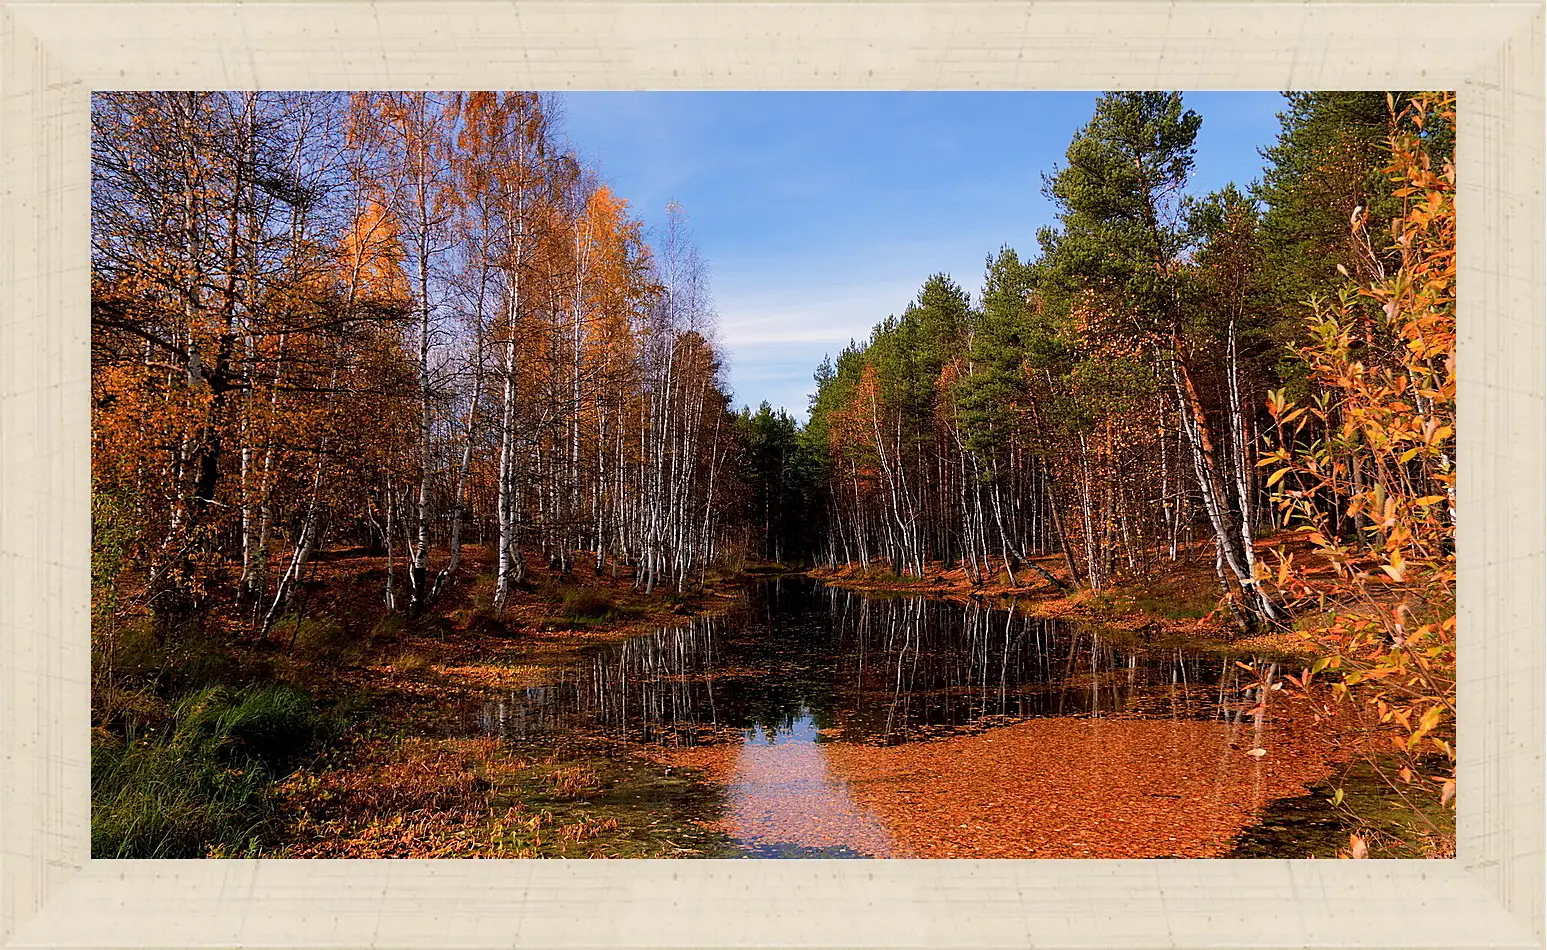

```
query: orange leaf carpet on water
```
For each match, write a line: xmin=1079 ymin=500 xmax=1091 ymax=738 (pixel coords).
xmin=822 ymin=715 xmax=1337 ymax=858
xmin=665 ymin=704 xmax=1340 ymax=859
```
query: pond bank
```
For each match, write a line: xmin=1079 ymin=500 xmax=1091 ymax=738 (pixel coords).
xmin=261 ymin=553 xmax=753 ymax=858
xmin=95 ymin=549 xmax=1444 ymax=860
xmin=805 ymin=545 xmax=1316 ymax=657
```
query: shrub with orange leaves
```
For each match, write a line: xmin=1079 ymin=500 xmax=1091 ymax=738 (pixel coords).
xmin=1262 ymin=93 xmax=1456 ymax=810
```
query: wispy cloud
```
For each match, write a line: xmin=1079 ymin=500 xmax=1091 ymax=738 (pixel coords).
xmin=722 ymin=328 xmax=861 ymax=346
xmin=711 ymin=254 xmax=1005 ymax=416
xmin=709 ymin=275 xmax=917 ymax=417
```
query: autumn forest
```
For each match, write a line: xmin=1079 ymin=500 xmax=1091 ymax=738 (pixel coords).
xmin=92 ymin=91 xmax=1456 ymax=860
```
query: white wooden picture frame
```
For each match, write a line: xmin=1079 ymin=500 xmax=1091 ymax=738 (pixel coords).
xmin=2 ymin=2 xmax=1541 ymax=946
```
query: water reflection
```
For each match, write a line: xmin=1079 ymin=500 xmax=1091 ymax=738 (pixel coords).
xmin=720 ymin=705 xmax=899 ymax=858
xmin=476 ymin=576 xmax=1281 ymax=748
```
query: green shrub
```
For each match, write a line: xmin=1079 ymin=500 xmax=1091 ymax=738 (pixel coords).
xmin=464 ymin=604 xmax=522 ymax=637
xmin=412 ymin=618 xmax=451 ymax=640
xmin=91 ymin=684 xmax=322 ymax=858
xmin=164 ymin=636 xmax=238 ymax=688
xmin=91 ymin=489 xmax=137 ymax=625
xmin=94 ymin=615 xmax=161 ymax=682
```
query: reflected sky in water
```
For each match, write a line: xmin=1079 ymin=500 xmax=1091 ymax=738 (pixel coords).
xmin=723 ymin=705 xmax=900 ymax=857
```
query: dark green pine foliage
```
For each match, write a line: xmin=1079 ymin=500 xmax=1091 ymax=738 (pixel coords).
xmin=1036 ymin=91 xmax=1283 ymax=625
xmin=798 ymin=347 xmax=865 ymax=565
xmin=868 ymin=273 xmax=971 ymax=425
xmin=1253 ymin=91 xmax=1457 ymax=401
xmin=1184 ymin=183 xmax=1279 ymax=395
xmin=1254 ymin=93 xmax=1426 ymax=354
xmin=850 ymin=275 xmax=968 ymax=568
xmin=1037 ymin=90 xmax=1202 ymax=331
xmin=951 ymin=248 xmax=1079 ymax=587
xmin=735 ymin=402 xmax=809 ymax=564
xmin=956 ymin=247 xmax=1041 ymax=462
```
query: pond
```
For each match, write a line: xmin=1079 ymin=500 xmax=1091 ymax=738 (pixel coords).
xmin=467 ymin=577 xmax=1340 ymax=859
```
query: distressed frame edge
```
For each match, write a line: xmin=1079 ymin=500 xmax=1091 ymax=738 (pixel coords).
xmin=0 ymin=1 xmax=1540 ymax=947
xmin=1454 ymin=4 xmax=1546 ymax=940
xmin=1 ymin=6 xmax=90 ymax=946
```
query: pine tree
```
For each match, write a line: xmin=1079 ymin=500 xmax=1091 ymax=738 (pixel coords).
xmin=1254 ymin=92 xmax=1445 ymax=358
xmin=1039 ymin=91 xmax=1280 ymax=625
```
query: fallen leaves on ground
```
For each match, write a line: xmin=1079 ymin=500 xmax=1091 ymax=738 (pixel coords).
xmin=275 ymin=737 xmax=530 ymax=858
xmin=428 ymin=662 xmax=549 ymax=691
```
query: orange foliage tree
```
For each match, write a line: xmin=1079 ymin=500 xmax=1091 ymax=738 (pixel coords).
xmin=92 ymin=90 xmax=748 ymax=653
xmin=1264 ymin=93 xmax=1457 ymax=809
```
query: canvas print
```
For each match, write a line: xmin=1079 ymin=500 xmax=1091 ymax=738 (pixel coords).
xmin=90 ymin=91 xmax=1456 ymax=859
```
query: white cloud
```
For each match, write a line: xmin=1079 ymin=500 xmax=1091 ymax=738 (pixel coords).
xmin=709 ymin=262 xmax=982 ymax=418
xmin=722 ymin=328 xmax=860 ymax=346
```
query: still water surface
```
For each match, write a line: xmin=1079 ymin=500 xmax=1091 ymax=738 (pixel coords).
xmin=473 ymin=577 xmax=1294 ymax=857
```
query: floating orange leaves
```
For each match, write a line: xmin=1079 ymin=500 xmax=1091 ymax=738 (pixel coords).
xmin=821 ymin=711 xmax=1340 ymax=859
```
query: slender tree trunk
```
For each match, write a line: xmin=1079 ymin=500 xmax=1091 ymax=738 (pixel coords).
xmin=1169 ymin=331 xmax=1280 ymax=627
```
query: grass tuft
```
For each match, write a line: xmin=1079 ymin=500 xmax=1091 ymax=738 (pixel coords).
xmin=370 ymin=612 xmax=407 ymax=642
xmin=559 ymin=589 xmax=616 ymax=620
xmin=91 ymin=684 xmax=323 ymax=858
xmin=390 ymin=651 xmax=434 ymax=674
xmin=274 ymin=614 xmax=356 ymax=661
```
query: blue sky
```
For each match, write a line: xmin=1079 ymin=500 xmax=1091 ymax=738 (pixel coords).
xmin=557 ymin=92 xmax=1287 ymax=420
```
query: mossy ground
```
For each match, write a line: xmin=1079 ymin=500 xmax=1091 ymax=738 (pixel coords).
xmin=486 ymin=743 xmax=742 ymax=858
xmin=274 ymin=732 xmax=740 ymax=859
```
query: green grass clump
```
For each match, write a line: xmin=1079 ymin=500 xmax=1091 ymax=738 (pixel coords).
xmin=391 ymin=651 xmax=433 ymax=674
xmin=274 ymin=614 xmax=354 ymax=661
xmin=212 ymin=684 xmax=324 ymax=773
xmin=876 ymin=572 xmax=922 ymax=586
xmin=465 ymin=603 xmax=521 ymax=636
xmin=1131 ymin=589 xmax=1219 ymax=621
xmin=560 ymin=589 xmax=616 ymax=620
xmin=91 ymin=684 xmax=323 ymax=858
xmin=370 ymin=612 xmax=408 ymax=641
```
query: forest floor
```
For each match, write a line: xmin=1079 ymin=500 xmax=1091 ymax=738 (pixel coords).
xmin=268 ymin=548 xmax=762 ymax=858
xmin=93 ymin=546 xmax=754 ymax=859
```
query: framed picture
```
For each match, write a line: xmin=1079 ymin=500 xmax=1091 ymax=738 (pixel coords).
xmin=2 ymin=1 xmax=1540 ymax=946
